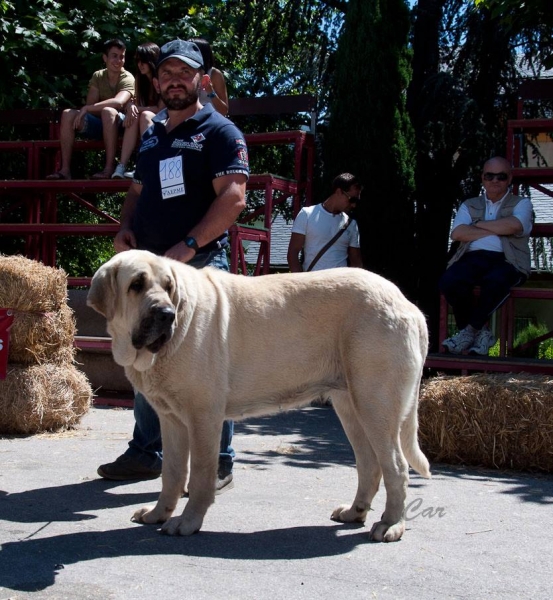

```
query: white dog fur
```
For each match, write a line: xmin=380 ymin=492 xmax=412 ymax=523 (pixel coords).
xmin=87 ymin=249 xmax=431 ymax=542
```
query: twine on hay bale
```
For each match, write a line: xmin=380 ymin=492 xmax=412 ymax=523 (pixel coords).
xmin=419 ymin=373 xmax=553 ymax=472
xmin=0 ymin=254 xmax=67 ymax=312
xmin=0 ymin=363 xmax=92 ymax=434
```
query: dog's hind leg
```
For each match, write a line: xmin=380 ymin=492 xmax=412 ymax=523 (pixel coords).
xmin=330 ymin=391 xmax=382 ymax=525
xmin=342 ymin=376 xmax=413 ymax=543
xmin=354 ymin=388 xmax=410 ymax=543
xmin=133 ymin=414 xmax=189 ymax=526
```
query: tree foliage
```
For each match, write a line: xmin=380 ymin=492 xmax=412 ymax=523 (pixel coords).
xmin=0 ymin=0 xmax=344 ymax=109
xmin=474 ymin=0 xmax=553 ymax=69
xmin=324 ymin=0 xmax=416 ymax=290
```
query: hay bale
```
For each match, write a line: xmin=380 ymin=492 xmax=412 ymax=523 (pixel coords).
xmin=9 ymin=302 xmax=76 ymax=365
xmin=0 ymin=255 xmax=67 ymax=312
xmin=0 ymin=255 xmax=75 ymax=364
xmin=0 ymin=363 xmax=92 ymax=434
xmin=419 ymin=373 xmax=553 ymax=472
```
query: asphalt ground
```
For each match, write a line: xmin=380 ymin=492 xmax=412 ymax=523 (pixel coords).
xmin=1 ymin=404 xmax=552 ymax=600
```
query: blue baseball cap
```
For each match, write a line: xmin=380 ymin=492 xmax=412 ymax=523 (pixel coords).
xmin=157 ymin=40 xmax=204 ymax=69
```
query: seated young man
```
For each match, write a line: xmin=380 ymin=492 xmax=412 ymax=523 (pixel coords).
xmin=47 ymin=38 xmax=134 ymax=180
xmin=439 ymin=156 xmax=533 ymax=355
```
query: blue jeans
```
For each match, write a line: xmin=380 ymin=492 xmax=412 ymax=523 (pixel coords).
xmin=439 ymin=250 xmax=526 ymax=331
xmin=124 ymin=248 xmax=235 ymax=475
xmin=80 ymin=112 xmax=125 ymax=140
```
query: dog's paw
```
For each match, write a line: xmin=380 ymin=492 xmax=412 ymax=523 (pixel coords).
xmin=330 ymin=503 xmax=368 ymax=524
xmin=132 ymin=505 xmax=174 ymax=525
xmin=160 ymin=513 xmax=203 ymax=536
xmin=368 ymin=519 xmax=405 ymax=542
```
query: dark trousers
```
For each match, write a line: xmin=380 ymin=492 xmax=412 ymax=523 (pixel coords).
xmin=439 ymin=250 xmax=525 ymax=331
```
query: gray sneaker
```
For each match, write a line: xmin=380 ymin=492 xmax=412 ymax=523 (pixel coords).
xmin=442 ymin=327 xmax=476 ymax=354
xmin=469 ymin=326 xmax=495 ymax=355
xmin=111 ymin=163 xmax=126 ymax=179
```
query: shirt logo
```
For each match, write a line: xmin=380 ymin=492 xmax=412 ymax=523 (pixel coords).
xmin=237 ymin=148 xmax=249 ymax=167
xmin=172 ymin=139 xmax=203 ymax=151
xmin=139 ymin=136 xmax=159 ymax=152
xmin=192 ymin=133 xmax=206 ymax=143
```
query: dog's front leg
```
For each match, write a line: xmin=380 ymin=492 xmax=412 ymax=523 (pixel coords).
xmin=160 ymin=416 xmax=221 ymax=536
xmin=133 ymin=415 xmax=189 ymax=526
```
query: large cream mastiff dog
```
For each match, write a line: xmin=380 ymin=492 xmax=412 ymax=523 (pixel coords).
xmin=88 ymin=250 xmax=431 ymax=542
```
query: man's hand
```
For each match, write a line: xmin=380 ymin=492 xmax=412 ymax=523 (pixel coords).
xmin=164 ymin=241 xmax=196 ymax=263
xmin=124 ymin=103 xmax=139 ymax=128
xmin=74 ymin=106 xmax=89 ymax=131
xmin=114 ymin=228 xmax=137 ymax=253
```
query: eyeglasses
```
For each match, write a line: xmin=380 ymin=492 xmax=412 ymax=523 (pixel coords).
xmin=483 ymin=172 xmax=509 ymax=182
xmin=343 ymin=190 xmax=361 ymax=203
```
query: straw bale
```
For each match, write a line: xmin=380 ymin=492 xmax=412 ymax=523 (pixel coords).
xmin=0 ymin=255 xmax=68 ymax=312
xmin=419 ymin=373 xmax=553 ymax=472
xmin=0 ymin=363 xmax=92 ymax=434
xmin=8 ymin=302 xmax=76 ymax=365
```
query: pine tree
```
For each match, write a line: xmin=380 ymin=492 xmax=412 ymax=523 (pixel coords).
xmin=324 ymin=0 xmax=416 ymax=292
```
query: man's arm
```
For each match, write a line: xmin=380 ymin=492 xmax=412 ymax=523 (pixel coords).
xmin=287 ymin=232 xmax=306 ymax=272
xmin=74 ymin=88 xmax=132 ymax=130
xmin=452 ymin=216 xmax=523 ymax=242
xmin=347 ymin=246 xmax=363 ymax=268
xmin=164 ymin=174 xmax=247 ymax=263
xmin=113 ymin=182 xmax=141 ymax=252
xmin=83 ymin=89 xmax=132 ymax=115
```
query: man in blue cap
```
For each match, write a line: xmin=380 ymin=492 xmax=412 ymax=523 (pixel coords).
xmin=97 ymin=40 xmax=250 ymax=493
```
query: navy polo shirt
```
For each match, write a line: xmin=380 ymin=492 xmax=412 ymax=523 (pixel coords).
xmin=132 ymin=104 xmax=249 ymax=255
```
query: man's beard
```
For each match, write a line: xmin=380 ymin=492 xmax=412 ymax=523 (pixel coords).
xmin=161 ymin=82 xmax=200 ymax=111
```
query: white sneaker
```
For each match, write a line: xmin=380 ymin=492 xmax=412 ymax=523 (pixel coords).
xmin=442 ymin=327 xmax=476 ymax=354
xmin=124 ymin=170 xmax=135 ymax=179
xmin=468 ymin=326 xmax=495 ymax=355
xmin=111 ymin=163 xmax=126 ymax=179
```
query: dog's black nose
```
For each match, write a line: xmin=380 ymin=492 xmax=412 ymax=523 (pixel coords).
xmin=156 ymin=306 xmax=175 ymax=324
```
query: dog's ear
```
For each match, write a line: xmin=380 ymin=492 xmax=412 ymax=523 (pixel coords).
xmin=169 ymin=264 xmax=183 ymax=312
xmin=87 ymin=262 xmax=119 ymax=321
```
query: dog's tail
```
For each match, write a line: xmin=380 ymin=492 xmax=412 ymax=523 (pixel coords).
xmin=401 ymin=388 xmax=431 ymax=478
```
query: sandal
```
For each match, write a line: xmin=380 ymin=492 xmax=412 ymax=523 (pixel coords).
xmin=46 ymin=171 xmax=71 ymax=180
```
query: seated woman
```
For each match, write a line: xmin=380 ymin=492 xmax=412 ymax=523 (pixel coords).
xmin=189 ymin=37 xmax=229 ymax=116
xmin=112 ymin=42 xmax=162 ymax=179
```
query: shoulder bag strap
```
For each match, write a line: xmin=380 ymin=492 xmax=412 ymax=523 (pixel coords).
xmin=306 ymin=216 xmax=352 ymax=272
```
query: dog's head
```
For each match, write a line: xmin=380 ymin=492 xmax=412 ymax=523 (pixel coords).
xmin=87 ymin=250 xmax=183 ymax=372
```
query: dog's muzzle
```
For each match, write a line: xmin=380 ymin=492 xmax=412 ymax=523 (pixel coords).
xmin=132 ymin=305 xmax=176 ymax=353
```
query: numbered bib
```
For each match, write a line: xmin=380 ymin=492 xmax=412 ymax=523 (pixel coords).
xmin=159 ymin=156 xmax=185 ymax=200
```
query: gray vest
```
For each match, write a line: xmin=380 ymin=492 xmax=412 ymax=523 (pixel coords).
xmin=447 ymin=193 xmax=532 ymax=276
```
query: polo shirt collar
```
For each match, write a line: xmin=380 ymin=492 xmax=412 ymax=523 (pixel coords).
xmin=152 ymin=103 xmax=215 ymax=126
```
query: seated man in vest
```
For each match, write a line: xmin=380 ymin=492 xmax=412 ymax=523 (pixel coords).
xmin=439 ymin=156 xmax=533 ymax=355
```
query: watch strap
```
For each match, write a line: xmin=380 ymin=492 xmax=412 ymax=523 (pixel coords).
xmin=184 ymin=236 xmax=199 ymax=251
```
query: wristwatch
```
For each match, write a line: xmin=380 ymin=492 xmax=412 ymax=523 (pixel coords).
xmin=184 ymin=236 xmax=199 ymax=252
xmin=207 ymin=91 xmax=217 ymax=98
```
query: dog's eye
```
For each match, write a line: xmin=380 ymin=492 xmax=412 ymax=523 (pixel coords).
xmin=165 ymin=279 xmax=173 ymax=293
xmin=129 ymin=276 xmax=144 ymax=293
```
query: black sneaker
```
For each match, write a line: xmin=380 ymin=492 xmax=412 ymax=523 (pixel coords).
xmin=97 ymin=454 xmax=161 ymax=481
xmin=182 ymin=472 xmax=234 ymax=497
